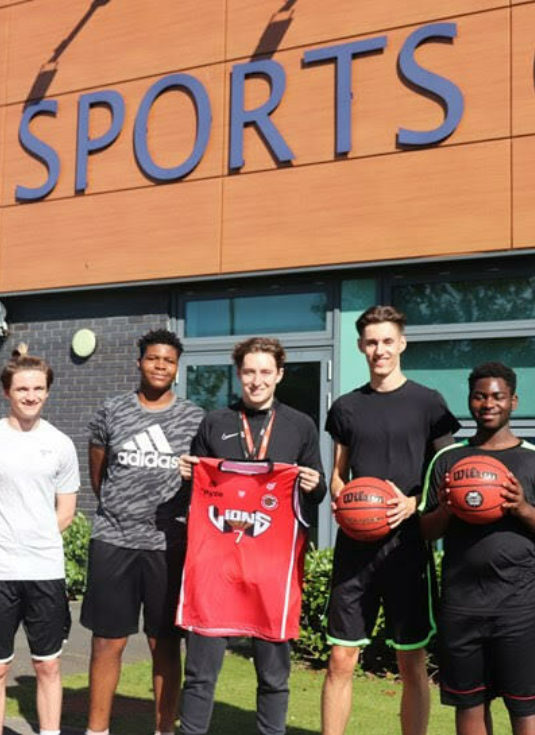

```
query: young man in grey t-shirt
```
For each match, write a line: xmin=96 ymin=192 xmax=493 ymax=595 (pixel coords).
xmin=81 ymin=329 xmax=203 ymax=735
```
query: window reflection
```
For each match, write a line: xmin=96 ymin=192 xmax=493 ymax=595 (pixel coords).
xmin=403 ymin=338 xmax=535 ymax=418
xmin=185 ymin=291 xmax=328 ymax=337
xmin=392 ymin=277 xmax=535 ymax=324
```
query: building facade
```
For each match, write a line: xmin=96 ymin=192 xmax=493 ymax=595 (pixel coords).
xmin=1 ymin=1 xmax=534 ymax=545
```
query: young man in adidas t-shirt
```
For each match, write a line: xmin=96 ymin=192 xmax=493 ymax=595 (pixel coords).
xmin=322 ymin=305 xmax=459 ymax=735
xmin=420 ymin=363 xmax=535 ymax=735
xmin=0 ymin=350 xmax=80 ymax=735
xmin=81 ymin=329 xmax=204 ymax=735
xmin=178 ymin=336 xmax=326 ymax=735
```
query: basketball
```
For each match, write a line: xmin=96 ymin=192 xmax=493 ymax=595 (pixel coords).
xmin=447 ymin=455 xmax=508 ymax=524
xmin=334 ymin=477 xmax=396 ymax=542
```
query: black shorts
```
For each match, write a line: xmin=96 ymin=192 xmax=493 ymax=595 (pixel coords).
xmin=439 ymin=607 xmax=535 ymax=717
xmin=0 ymin=579 xmax=71 ymax=663
xmin=327 ymin=529 xmax=435 ymax=649
xmin=81 ymin=539 xmax=185 ymax=639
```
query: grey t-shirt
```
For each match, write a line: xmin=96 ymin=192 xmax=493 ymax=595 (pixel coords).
xmin=89 ymin=392 xmax=204 ymax=550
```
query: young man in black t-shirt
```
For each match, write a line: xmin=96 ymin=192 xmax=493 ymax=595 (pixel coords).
xmin=420 ymin=362 xmax=535 ymax=735
xmin=178 ymin=336 xmax=326 ymax=735
xmin=322 ymin=305 xmax=459 ymax=735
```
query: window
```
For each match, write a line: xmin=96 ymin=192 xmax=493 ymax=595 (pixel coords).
xmin=392 ymin=275 xmax=535 ymax=324
xmin=403 ymin=338 xmax=535 ymax=418
xmin=184 ymin=290 xmax=329 ymax=338
xmin=390 ymin=270 xmax=535 ymax=433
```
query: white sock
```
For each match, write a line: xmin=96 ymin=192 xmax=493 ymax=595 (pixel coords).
xmin=155 ymin=731 xmax=175 ymax=735
xmin=86 ymin=730 xmax=110 ymax=735
xmin=40 ymin=731 xmax=61 ymax=735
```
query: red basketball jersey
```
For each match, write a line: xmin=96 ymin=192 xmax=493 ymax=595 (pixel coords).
xmin=177 ymin=458 xmax=308 ymax=641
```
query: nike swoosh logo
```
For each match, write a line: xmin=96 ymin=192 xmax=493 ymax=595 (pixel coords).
xmin=221 ymin=432 xmax=239 ymax=440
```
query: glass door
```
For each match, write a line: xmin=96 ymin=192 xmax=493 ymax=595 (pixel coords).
xmin=177 ymin=348 xmax=333 ymax=547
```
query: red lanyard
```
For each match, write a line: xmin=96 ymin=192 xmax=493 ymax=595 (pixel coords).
xmin=238 ymin=408 xmax=276 ymax=460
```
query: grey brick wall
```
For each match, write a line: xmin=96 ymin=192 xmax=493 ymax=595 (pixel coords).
xmin=0 ymin=287 xmax=171 ymax=515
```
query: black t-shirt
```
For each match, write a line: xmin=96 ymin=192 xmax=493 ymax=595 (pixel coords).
xmin=326 ymin=380 xmax=460 ymax=496
xmin=191 ymin=399 xmax=327 ymax=514
xmin=421 ymin=440 xmax=535 ymax=613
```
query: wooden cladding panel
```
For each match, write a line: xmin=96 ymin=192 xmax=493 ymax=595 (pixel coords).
xmin=513 ymin=135 xmax=535 ymax=248
xmin=0 ymin=12 xmax=9 ymax=106
xmin=221 ymin=141 xmax=511 ymax=273
xmin=227 ymin=10 xmax=510 ymax=173
xmin=2 ymin=65 xmax=226 ymax=205
xmin=0 ymin=178 xmax=222 ymax=291
xmin=0 ymin=3 xmax=527 ymax=292
xmin=5 ymin=0 xmax=226 ymax=105
xmin=226 ymin=0 xmax=509 ymax=60
xmin=512 ymin=3 xmax=535 ymax=135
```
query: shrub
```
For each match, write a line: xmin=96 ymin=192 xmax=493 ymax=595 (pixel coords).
xmin=63 ymin=511 xmax=91 ymax=598
xmin=295 ymin=545 xmax=333 ymax=664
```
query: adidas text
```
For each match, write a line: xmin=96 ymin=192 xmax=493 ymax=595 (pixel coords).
xmin=118 ymin=450 xmax=179 ymax=469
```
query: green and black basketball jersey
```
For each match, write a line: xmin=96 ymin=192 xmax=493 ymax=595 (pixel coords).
xmin=421 ymin=440 xmax=535 ymax=613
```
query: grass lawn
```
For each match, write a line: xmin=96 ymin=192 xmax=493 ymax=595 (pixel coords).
xmin=5 ymin=649 xmax=510 ymax=734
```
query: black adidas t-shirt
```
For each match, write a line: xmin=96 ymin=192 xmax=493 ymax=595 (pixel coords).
xmin=422 ymin=441 xmax=535 ymax=613
xmin=326 ymin=380 xmax=459 ymax=497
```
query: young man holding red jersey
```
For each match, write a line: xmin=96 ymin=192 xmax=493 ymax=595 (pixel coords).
xmin=179 ymin=336 xmax=326 ymax=735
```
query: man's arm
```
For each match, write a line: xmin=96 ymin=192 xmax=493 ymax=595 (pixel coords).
xmin=420 ymin=504 xmax=452 ymax=540
xmin=414 ymin=434 xmax=458 ymax=535
xmin=178 ymin=417 xmax=211 ymax=481
xmin=89 ymin=443 xmax=107 ymax=499
xmin=56 ymin=492 xmax=77 ymax=532
xmin=331 ymin=442 xmax=350 ymax=499
xmin=502 ymin=473 xmax=535 ymax=534
xmin=419 ymin=477 xmax=452 ymax=540
xmin=295 ymin=418 xmax=326 ymax=503
xmin=419 ymin=450 xmax=455 ymax=540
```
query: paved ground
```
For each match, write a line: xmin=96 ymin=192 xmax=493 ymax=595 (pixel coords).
xmin=4 ymin=601 xmax=151 ymax=735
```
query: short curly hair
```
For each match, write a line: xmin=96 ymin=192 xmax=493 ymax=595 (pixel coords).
xmin=468 ymin=362 xmax=517 ymax=395
xmin=137 ymin=329 xmax=183 ymax=359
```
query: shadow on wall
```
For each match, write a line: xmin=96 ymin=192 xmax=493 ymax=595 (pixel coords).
xmin=24 ymin=0 xmax=113 ymax=109
xmin=251 ymin=0 xmax=299 ymax=60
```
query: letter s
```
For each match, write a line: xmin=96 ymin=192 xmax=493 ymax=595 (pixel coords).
xmin=397 ymin=22 xmax=464 ymax=147
xmin=16 ymin=100 xmax=60 ymax=202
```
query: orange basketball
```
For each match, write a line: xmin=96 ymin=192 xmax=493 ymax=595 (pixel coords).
xmin=334 ymin=477 xmax=396 ymax=542
xmin=447 ymin=455 xmax=508 ymax=524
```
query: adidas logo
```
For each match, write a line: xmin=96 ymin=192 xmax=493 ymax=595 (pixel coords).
xmin=117 ymin=425 xmax=179 ymax=469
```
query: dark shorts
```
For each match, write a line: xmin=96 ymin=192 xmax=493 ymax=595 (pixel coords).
xmin=0 ymin=579 xmax=71 ymax=663
xmin=81 ymin=539 xmax=185 ymax=639
xmin=327 ymin=529 xmax=435 ymax=649
xmin=439 ymin=607 xmax=535 ymax=717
